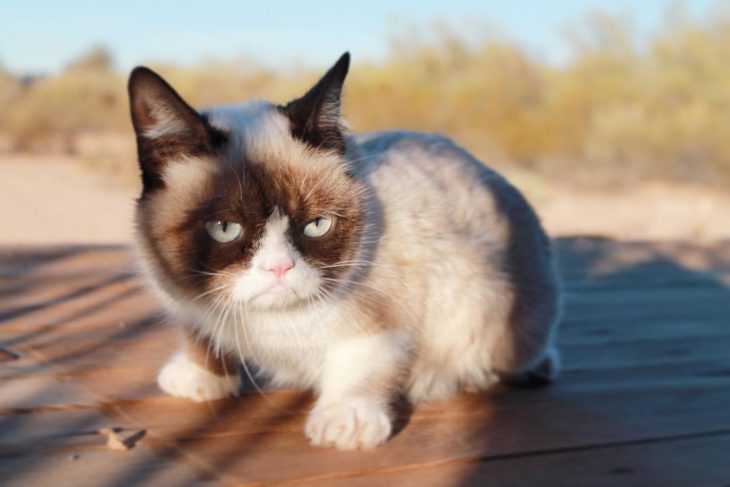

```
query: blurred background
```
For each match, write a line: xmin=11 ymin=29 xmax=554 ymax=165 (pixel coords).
xmin=1 ymin=0 xmax=729 ymax=244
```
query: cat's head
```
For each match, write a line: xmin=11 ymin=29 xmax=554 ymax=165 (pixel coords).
xmin=128 ymin=53 xmax=367 ymax=311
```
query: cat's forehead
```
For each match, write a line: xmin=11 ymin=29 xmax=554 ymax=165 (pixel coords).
xmin=143 ymin=102 xmax=358 ymax=234
xmin=204 ymin=101 xmax=282 ymax=144
xmin=200 ymin=102 xmax=354 ymax=215
xmin=204 ymin=102 xmax=344 ymax=172
xmin=145 ymin=109 xmax=354 ymax=229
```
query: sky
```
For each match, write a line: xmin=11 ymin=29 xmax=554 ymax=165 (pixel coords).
xmin=0 ymin=0 xmax=725 ymax=75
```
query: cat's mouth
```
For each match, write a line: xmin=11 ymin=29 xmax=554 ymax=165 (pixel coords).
xmin=266 ymin=282 xmax=292 ymax=294
xmin=227 ymin=267 xmax=322 ymax=310
xmin=246 ymin=281 xmax=304 ymax=306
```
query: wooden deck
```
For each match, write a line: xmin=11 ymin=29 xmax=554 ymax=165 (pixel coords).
xmin=1 ymin=238 xmax=730 ymax=486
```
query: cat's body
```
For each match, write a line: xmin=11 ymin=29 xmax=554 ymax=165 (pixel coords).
xmin=129 ymin=53 xmax=561 ymax=450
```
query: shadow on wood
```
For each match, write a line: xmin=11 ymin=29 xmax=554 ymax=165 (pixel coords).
xmin=1 ymin=238 xmax=729 ymax=485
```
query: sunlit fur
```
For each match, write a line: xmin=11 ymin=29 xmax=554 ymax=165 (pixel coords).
xmin=130 ymin=60 xmax=561 ymax=450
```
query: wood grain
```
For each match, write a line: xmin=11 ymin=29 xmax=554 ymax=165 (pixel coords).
xmin=1 ymin=239 xmax=729 ymax=486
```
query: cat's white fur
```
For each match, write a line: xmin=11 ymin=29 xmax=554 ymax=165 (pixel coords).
xmin=140 ymin=103 xmax=560 ymax=450
xmin=158 ymin=351 xmax=240 ymax=402
xmin=230 ymin=211 xmax=322 ymax=309
xmin=142 ymin=100 xmax=192 ymax=139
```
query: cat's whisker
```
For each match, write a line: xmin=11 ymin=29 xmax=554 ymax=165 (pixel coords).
xmin=317 ymin=260 xmax=399 ymax=271
xmin=205 ymin=294 xmax=227 ymax=367
xmin=317 ymin=262 xmax=404 ymax=272
xmin=177 ymin=268 xmax=238 ymax=285
xmin=208 ymin=298 xmax=239 ymax=408
xmin=194 ymin=265 xmax=238 ymax=277
xmin=196 ymin=296 xmax=215 ymax=372
xmin=236 ymin=303 xmax=292 ymax=412
xmin=302 ymin=166 xmax=340 ymax=204
xmin=192 ymin=284 xmax=231 ymax=302
xmin=307 ymin=208 xmax=347 ymax=219
xmin=228 ymin=162 xmax=245 ymax=206
xmin=202 ymin=296 xmax=222 ymax=375
xmin=299 ymin=161 xmax=313 ymax=197
xmin=190 ymin=296 xmax=219 ymax=357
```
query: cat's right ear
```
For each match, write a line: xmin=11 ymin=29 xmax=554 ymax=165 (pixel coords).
xmin=128 ymin=67 xmax=220 ymax=192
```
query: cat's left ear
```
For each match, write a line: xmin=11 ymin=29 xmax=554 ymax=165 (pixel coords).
xmin=283 ymin=52 xmax=350 ymax=154
xmin=128 ymin=67 xmax=223 ymax=192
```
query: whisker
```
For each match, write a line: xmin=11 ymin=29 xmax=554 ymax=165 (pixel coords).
xmin=235 ymin=303 xmax=297 ymax=413
xmin=192 ymin=284 xmax=231 ymax=302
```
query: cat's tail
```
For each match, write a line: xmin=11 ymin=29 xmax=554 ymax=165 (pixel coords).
xmin=494 ymin=346 xmax=560 ymax=387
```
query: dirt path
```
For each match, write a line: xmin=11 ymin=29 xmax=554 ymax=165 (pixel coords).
xmin=1 ymin=154 xmax=728 ymax=245
xmin=0 ymin=155 xmax=138 ymax=245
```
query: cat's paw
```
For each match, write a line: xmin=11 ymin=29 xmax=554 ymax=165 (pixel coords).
xmin=157 ymin=352 xmax=240 ymax=402
xmin=305 ymin=399 xmax=392 ymax=450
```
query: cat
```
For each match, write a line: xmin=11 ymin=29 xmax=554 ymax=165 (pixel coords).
xmin=128 ymin=52 xmax=561 ymax=451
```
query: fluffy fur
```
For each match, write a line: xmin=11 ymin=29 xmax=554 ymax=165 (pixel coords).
xmin=128 ymin=52 xmax=561 ymax=450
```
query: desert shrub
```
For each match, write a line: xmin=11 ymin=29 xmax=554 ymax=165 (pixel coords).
xmin=1 ymin=10 xmax=729 ymax=185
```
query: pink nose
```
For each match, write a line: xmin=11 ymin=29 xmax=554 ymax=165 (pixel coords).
xmin=264 ymin=259 xmax=294 ymax=277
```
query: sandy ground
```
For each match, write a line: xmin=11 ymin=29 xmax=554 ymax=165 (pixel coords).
xmin=1 ymin=154 xmax=728 ymax=246
xmin=0 ymin=155 xmax=138 ymax=245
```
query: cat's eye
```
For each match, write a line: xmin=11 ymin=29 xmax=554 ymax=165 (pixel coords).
xmin=205 ymin=221 xmax=243 ymax=243
xmin=303 ymin=216 xmax=334 ymax=238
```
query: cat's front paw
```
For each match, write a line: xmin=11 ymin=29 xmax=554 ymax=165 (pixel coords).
xmin=157 ymin=352 xmax=240 ymax=402
xmin=305 ymin=399 xmax=392 ymax=450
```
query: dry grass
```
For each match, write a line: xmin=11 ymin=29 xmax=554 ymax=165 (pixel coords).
xmin=1 ymin=11 xmax=730 ymax=185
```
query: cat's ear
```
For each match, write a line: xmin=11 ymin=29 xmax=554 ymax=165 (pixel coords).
xmin=283 ymin=52 xmax=350 ymax=154
xmin=128 ymin=67 xmax=221 ymax=191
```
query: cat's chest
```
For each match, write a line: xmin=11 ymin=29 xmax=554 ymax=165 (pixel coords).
xmin=228 ymin=305 xmax=347 ymax=384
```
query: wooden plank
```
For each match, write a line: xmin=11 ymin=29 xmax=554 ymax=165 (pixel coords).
xmin=560 ymin=293 xmax=730 ymax=328
xmin=0 ymin=271 xmax=133 ymax=313
xmin=0 ymin=325 xmax=174 ymax=410
xmin=557 ymin=358 xmax=730 ymax=391
xmin=0 ymin=274 xmax=157 ymax=334
xmin=5 ymin=383 xmax=729 ymax=485
xmin=0 ymin=409 xmax=116 ymax=455
xmin=0 ymin=245 xmax=133 ymax=278
xmin=0 ymin=443 xmax=215 ymax=487
xmin=6 ymin=347 xmax=730 ymax=417
xmin=0 ymin=368 xmax=162 ymax=408
xmin=309 ymin=433 xmax=730 ymax=487
xmin=562 ymin=335 xmax=730 ymax=370
xmin=85 ymin=384 xmax=730 ymax=485
xmin=0 ymin=375 xmax=104 ymax=411
xmin=2 ymin=318 xmax=173 ymax=379
xmin=559 ymin=319 xmax=730 ymax=345
xmin=5 ymin=321 xmax=728 ymax=410
xmin=100 ymin=383 xmax=730 ymax=439
xmin=1 ymin=241 xmax=729 ymax=485
xmin=18 ymin=321 xmax=725 ymax=386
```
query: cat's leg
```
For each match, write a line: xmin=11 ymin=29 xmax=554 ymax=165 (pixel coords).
xmin=305 ymin=331 xmax=411 ymax=450
xmin=157 ymin=329 xmax=241 ymax=401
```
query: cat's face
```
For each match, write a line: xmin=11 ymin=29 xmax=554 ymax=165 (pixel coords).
xmin=129 ymin=54 xmax=366 ymax=311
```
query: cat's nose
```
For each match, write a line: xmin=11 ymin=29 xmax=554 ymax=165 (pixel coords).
xmin=264 ymin=258 xmax=294 ymax=277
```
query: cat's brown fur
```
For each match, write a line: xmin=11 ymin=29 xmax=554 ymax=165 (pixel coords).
xmin=129 ymin=53 xmax=561 ymax=450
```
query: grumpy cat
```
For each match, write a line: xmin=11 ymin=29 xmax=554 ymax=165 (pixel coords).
xmin=128 ymin=52 xmax=560 ymax=450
